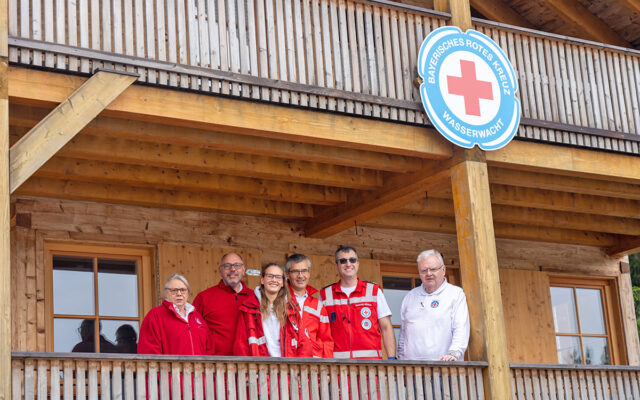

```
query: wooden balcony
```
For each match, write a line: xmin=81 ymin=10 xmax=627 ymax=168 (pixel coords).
xmin=11 ymin=353 xmax=640 ymax=399
xmin=11 ymin=352 xmax=487 ymax=399
xmin=7 ymin=0 xmax=640 ymax=155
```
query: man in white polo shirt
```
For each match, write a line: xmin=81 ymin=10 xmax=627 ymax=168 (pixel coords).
xmin=398 ymin=249 xmax=469 ymax=361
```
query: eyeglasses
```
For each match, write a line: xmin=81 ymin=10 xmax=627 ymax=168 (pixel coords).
xmin=221 ymin=262 xmax=244 ymax=271
xmin=419 ymin=265 xmax=444 ymax=274
xmin=264 ymin=274 xmax=284 ymax=281
xmin=338 ymin=257 xmax=358 ymax=264
xmin=166 ymin=288 xmax=188 ymax=294
xmin=288 ymin=269 xmax=309 ymax=276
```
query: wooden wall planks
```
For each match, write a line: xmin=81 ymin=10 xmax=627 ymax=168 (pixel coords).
xmin=9 ymin=196 xmax=632 ymax=363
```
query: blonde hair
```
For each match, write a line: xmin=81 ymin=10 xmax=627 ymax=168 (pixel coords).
xmin=259 ymin=263 xmax=289 ymax=326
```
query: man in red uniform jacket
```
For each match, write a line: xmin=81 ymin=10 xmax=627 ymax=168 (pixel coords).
xmin=320 ymin=246 xmax=396 ymax=359
xmin=285 ymin=253 xmax=333 ymax=358
xmin=193 ymin=252 xmax=255 ymax=355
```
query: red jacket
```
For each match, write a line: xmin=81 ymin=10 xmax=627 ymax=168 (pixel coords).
xmin=289 ymin=285 xmax=334 ymax=358
xmin=233 ymin=294 xmax=312 ymax=357
xmin=320 ymin=279 xmax=382 ymax=359
xmin=193 ymin=280 xmax=254 ymax=355
xmin=138 ymin=301 xmax=214 ymax=355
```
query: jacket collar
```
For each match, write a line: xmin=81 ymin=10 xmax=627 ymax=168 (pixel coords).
xmin=161 ymin=300 xmax=194 ymax=321
xmin=217 ymin=279 xmax=250 ymax=295
xmin=333 ymin=279 xmax=366 ymax=296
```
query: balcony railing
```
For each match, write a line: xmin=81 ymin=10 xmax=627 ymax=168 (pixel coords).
xmin=12 ymin=353 xmax=640 ymax=399
xmin=8 ymin=0 xmax=640 ymax=153
xmin=11 ymin=352 xmax=487 ymax=399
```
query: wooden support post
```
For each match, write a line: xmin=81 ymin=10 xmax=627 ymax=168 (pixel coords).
xmin=0 ymin=0 xmax=9 ymax=398
xmin=433 ymin=0 xmax=450 ymax=13
xmin=451 ymin=149 xmax=511 ymax=400
xmin=9 ymin=69 xmax=137 ymax=193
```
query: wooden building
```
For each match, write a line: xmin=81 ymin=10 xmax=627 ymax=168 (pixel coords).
xmin=2 ymin=0 xmax=640 ymax=398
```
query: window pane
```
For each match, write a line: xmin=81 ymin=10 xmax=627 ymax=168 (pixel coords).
xmin=53 ymin=256 xmax=95 ymax=315
xmin=550 ymin=287 xmax=579 ymax=334
xmin=54 ymin=318 xmax=88 ymax=352
xmin=556 ymin=336 xmax=582 ymax=364
xmin=576 ymin=288 xmax=606 ymax=335
xmin=383 ymin=277 xmax=413 ymax=325
xmin=98 ymin=259 xmax=139 ymax=318
xmin=583 ymin=337 xmax=610 ymax=365
xmin=101 ymin=320 xmax=139 ymax=354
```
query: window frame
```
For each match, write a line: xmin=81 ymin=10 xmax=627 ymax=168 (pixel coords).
xmin=44 ymin=241 xmax=155 ymax=353
xmin=549 ymin=275 xmax=627 ymax=365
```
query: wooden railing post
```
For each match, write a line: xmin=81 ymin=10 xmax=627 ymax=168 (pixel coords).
xmin=0 ymin=0 xmax=10 ymax=398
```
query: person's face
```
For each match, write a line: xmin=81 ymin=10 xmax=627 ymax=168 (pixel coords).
xmin=335 ymin=250 xmax=359 ymax=280
xmin=165 ymin=278 xmax=189 ymax=308
xmin=418 ymin=254 xmax=446 ymax=294
xmin=219 ymin=253 xmax=245 ymax=288
xmin=288 ymin=260 xmax=310 ymax=294
xmin=261 ymin=265 xmax=284 ymax=296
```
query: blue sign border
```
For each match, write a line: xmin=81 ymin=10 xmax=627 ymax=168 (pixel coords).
xmin=417 ymin=26 xmax=520 ymax=150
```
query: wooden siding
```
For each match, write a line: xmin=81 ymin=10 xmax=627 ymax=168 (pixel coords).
xmin=7 ymin=0 xmax=640 ymax=154
xmin=11 ymin=196 xmax=639 ymax=365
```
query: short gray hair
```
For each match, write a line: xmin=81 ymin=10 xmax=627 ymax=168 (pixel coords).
xmin=285 ymin=253 xmax=311 ymax=272
xmin=417 ymin=250 xmax=445 ymax=267
xmin=164 ymin=273 xmax=191 ymax=293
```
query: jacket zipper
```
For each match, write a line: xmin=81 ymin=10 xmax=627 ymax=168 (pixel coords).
xmin=187 ymin=325 xmax=195 ymax=355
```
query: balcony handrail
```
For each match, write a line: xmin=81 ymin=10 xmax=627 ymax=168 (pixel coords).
xmin=11 ymin=351 xmax=489 ymax=367
xmin=510 ymin=362 xmax=640 ymax=372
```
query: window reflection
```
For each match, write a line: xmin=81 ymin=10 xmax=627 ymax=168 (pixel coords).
xmin=102 ymin=320 xmax=139 ymax=354
xmin=576 ymin=288 xmax=606 ymax=335
xmin=556 ymin=336 xmax=582 ymax=364
xmin=98 ymin=259 xmax=139 ymax=318
xmin=550 ymin=286 xmax=578 ymax=334
xmin=53 ymin=256 xmax=94 ymax=315
xmin=583 ymin=337 xmax=610 ymax=365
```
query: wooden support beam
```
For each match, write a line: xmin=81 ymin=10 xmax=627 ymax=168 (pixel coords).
xmin=16 ymin=178 xmax=314 ymax=219
xmin=489 ymin=185 xmax=640 ymax=219
xmin=618 ymin=0 xmax=640 ymax=18
xmin=9 ymin=67 xmax=453 ymax=159
xmin=305 ymin=161 xmax=452 ymax=238
xmin=486 ymin=140 xmax=640 ymax=184
xmin=10 ymin=105 xmax=426 ymax=173
xmin=55 ymin=134 xmax=383 ymax=190
xmin=35 ymin=157 xmax=347 ymax=206
xmin=470 ymin=0 xmax=536 ymax=29
xmin=366 ymin=212 xmax=620 ymax=247
xmin=449 ymin=0 xmax=472 ymax=30
xmin=434 ymin=0 xmax=449 ymax=12
xmin=0 ymin=0 xmax=8 ymax=397
xmin=489 ymin=167 xmax=640 ymax=201
xmin=450 ymin=154 xmax=511 ymax=400
xmin=539 ymin=0 xmax=630 ymax=47
xmin=607 ymin=237 xmax=640 ymax=258
xmin=8 ymin=70 xmax=137 ymax=193
xmin=400 ymin=199 xmax=640 ymax=235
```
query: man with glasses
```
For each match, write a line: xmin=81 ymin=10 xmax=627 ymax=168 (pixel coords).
xmin=194 ymin=252 xmax=256 ymax=355
xmin=285 ymin=253 xmax=334 ymax=357
xmin=397 ymin=249 xmax=469 ymax=361
xmin=320 ymin=245 xmax=396 ymax=359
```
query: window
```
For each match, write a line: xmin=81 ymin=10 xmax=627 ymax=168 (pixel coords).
xmin=46 ymin=243 xmax=153 ymax=353
xmin=550 ymin=277 xmax=625 ymax=365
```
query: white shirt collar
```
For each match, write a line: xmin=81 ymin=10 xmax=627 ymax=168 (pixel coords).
xmin=421 ymin=279 xmax=448 ymax=296
xmin=173 ymin=302 xmax=195 ymax=322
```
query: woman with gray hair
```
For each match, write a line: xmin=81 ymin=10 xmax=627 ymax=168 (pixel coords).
xmin=138 ymin=273 xmax=214 ymax=355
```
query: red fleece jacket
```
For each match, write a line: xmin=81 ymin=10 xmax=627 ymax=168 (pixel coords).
xmin=138 ymin=300 xmax=214 ymax=355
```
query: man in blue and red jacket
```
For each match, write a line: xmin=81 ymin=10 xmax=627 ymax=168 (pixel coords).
xmin=320 ymin=246 xmax=396 ymax=360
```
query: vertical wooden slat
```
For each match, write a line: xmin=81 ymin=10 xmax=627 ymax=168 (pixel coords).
xmin=355 ymin=3 xmax=369 ymax=115
xmin=269 ymin=364 xmax=280 ymax=400
xmin=466 ymin=367 xmax=476 ymax=400
xmin=75 ymin=360 xmax=86 ymax=400
xmin=284 ymin=0 xmax=298 ymax=104
xmin=303 ymin=0 xmax=316 ymax=106
xmin=175 ymin=0 xmax=188 ymax=88
xmin=36 ymin=360 xmax=48 ymax=400
xmin=457 ymin=367 xmax=468 ymax=400
xmin=340 ymin=365 xmax=350 ymax=400
xmin=236 ymin=0 xmax=251 ymax=97
xmin=134 ymin=362 xmax=146 ymax=400
xmin=278 ymin=363 xmax=289 ymax=400
xmin=12 ymin=360 xmax=23 ymax=400
xmin=396 ymin=366 xmax=406 ymax=400
xmin=8 ymin=0 xmax=17 ymax=61
xmin=100 ymin=362 xmax=111 ymax=400
xmin=539 ymin=369 xmax=550 ymax=400
xmin=165 ymin=0 xmax=178 ymax=85
xmin=389 ymin=9 xmax=404 ymax=120
xmin=312 ymin=0 xmax=326 ymax=108
xmin=381 ymin=7 xmax=396 ymax=119
xmin=423 ymin=367 xmax=434 ymax=400
xmin=377 ymin=366 xmax=388 ymax=400
xmin=159 ymin=362 xmax=170 ymax=400
xmin=215 ymin=0 xmax=230 ymax=92
xmin=217 ymin=363 xmax=227 ymax=400
xmin=299 ymin=365 xmax=310 ymax=400
xmin=348 ymin=365 xmax=358 ymax=400
xmin=258 ymin=363 xmax=269 ymax=400
xmin=367 ymin=366 xmax=378 ymax=400
xmin=289 ymin=364 xmax=300 ymax=400
xmin=441 ymin=367 xmax=451 ymax=400
xmin=293 ymin=0 xmax=306 ymax=105
xmin=248 ymin=363 xmax=259 ymax=400
xmin=49 ymin=360 xmax=60 ymax=400
xmin=320 ymin=0 xmax=333 ymax=109
xmin=44 ymin=0 xmax=54 ymax=66
xmin=87 ymin=361 xmax=98 ymax=400
xmin=413 ymin=366 xmax=424 ymax=400
xmin=313 ymin=364 xmax=325 ymax=400
xmin=19 ymin=0 xmax=30 ymax=65
xmin=255 ymin=0 xmax=269 ymax=99
xmin=205 ymin=0 xmax=220 ymax=92
xmin=387 ymin=365 xmax=397 ymax=400
xmin=227 ymin=0 xmax=241 ymax=95
xmin=365 ymin=5 xmax=380 ymax=117
xmin=228 ymin=363 xmax=238 ymax=400
xmin=357 ymin=365 xmax=368 ymax=400
xmin=237 ymin=363 xmax=248 ymax=400
xmin=112 ymin=361 xmax=123 ymax=400
xmin=328 ymin=0 xmax=341 ymax=111
xmin=186 ymin=0 xmax=199 ymax=86
xmin=329 ymin=365 xmax=340 ymax=400
xmin=24 ymin=359 xmax=35 ymax=400
xmin=62 ymin=360 xmax=73 ymax=400
xmin=432 ymin=367 xmax=442 ymax=400
xmin=266 ymin=0 xmax=279 ymax=101
xmin=338 ymin=0 xmax=352 ymax=113
xmin=523 ymin=368 xmax=533 ymax=399
xmin=170 ymin=363 xmax=181 ymax=400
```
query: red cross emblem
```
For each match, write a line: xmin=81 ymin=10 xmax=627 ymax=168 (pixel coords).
xmin=447 ymin=60 xmax=494 ymax=116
